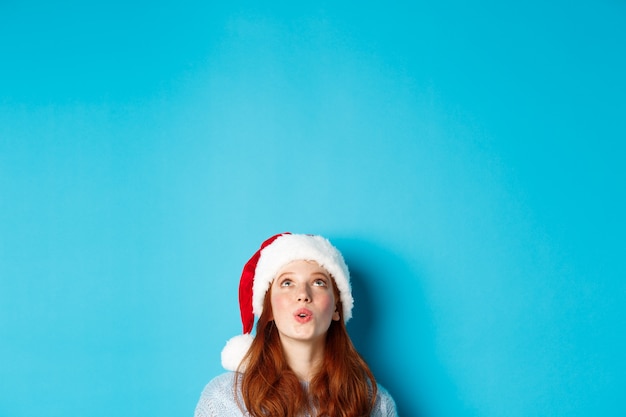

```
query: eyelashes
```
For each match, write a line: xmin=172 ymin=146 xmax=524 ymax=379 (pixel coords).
xmin=277 ymin=278 xmax=329 ymax=288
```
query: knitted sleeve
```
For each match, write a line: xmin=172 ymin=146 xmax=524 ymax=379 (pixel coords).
xmin=194 ymin=372 xmax=247 ymax=417
xmin=372 ymin=383 xmax=399 ymax=417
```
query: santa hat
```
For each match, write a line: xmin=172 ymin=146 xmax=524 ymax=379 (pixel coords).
xmin=221 ymin=232 xmax=353 ymax=371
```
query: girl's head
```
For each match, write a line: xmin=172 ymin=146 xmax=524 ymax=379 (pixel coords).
xmin=221 ymin=233 xmax=354 ymax=371
xmin=268 ymin=259 xmax=341 ymax=348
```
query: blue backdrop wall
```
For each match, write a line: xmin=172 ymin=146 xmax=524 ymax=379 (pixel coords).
xmin=1 ymin=2 xmax=624 ymax=416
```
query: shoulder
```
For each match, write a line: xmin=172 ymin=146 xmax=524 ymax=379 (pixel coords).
xmin=202 ymin=372 xmax=238 ymax=394
xmin=194 ymin=372 xmax=246 ymax=417
xmin=372 ymin=382 xmax=398 ymax=417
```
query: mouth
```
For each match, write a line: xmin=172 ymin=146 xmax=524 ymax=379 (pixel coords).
xmin=294 ymin=308 xmax=313 ymax=322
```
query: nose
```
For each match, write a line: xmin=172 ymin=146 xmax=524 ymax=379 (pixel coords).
xmin=297 ymin=286 xmax=311 ymax=302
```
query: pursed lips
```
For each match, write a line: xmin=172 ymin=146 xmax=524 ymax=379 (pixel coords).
xmin=294 ymin=308 xmax=313 ymax=322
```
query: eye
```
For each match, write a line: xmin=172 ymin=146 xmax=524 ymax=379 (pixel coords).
xmin=313 ymin=279 xmax=327 ymax=287
xmin=280 ymin=279 xmax=293 ymax=287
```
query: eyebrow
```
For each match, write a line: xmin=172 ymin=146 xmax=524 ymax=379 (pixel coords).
xmin=275 ymin=271 xmax=329 ymax=280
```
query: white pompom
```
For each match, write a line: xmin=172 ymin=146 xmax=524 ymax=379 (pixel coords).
xmin=221 ymin=334 xmax=254 ymax=371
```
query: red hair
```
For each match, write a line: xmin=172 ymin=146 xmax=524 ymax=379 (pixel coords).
xmin=235 ymin=280 xmax=377 ymax=416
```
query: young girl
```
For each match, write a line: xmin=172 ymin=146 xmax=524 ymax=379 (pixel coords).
xmin=194 ymin=233 xmax=397 ymax=416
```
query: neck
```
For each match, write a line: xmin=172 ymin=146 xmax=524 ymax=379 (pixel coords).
xmin=280 ymin=337 xmax=325 ymax=382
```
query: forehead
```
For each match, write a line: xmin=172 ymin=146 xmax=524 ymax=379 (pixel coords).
xmin=274 ymin=259 xmax=330 ymax=277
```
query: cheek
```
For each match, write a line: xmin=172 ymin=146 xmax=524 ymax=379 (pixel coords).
xmin=319 ymin=293 xmax=337 ymax=314
xmin=270 ymin=292 xmax=289 ymax=315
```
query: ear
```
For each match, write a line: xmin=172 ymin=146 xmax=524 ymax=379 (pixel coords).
xmin=332 ymin=307 xmax=340 ymax=321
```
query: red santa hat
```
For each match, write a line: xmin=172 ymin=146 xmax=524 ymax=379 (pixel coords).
xmin=221 ymin=232 xmax=353 ymax=371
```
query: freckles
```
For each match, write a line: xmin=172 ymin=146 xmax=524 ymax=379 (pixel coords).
xmin=271 ymin=292 xmax=291 ymax=313
xmin=319 ymin=294 xmax=335 ymax=313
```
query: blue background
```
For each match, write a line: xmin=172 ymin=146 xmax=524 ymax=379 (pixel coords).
xmin=1 ymin=1 xmax=624 ymax=416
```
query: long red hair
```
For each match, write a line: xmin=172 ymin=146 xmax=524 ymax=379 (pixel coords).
xmin=235 ymin=280 xmax=377 ymax=416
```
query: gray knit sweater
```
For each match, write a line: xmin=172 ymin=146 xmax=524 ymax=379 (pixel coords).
xmin=194 ymin=372 xmax=398 ymax=417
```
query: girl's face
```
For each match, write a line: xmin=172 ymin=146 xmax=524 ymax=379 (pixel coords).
xmin=269 ymin=260 xmax=340 ymax=346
